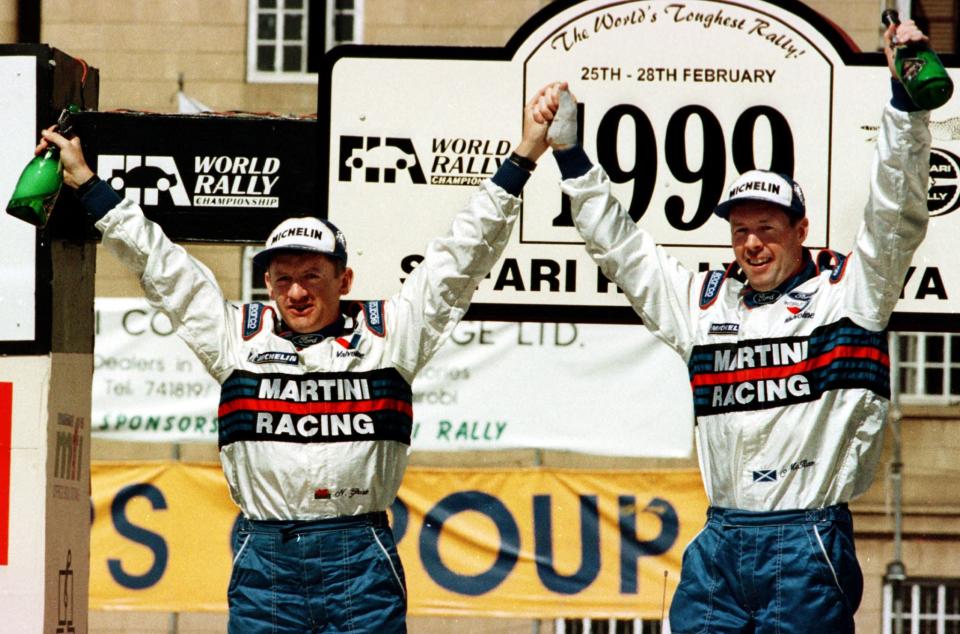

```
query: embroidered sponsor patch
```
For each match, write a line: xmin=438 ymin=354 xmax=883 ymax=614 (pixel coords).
xmin=709 ymin=322 xmax=740 ymax=335
xmin=334 ymin=333 xmax=365 ymax=358
xmin=784 ymin=289 xmax=817 ymax=315
xmin=289 ymin=333 xmax=326 ymax=348
xmin=243 ymin=303 xmax=265 ymax=339
xmin=688 ymin=318 xmax=891 ymax=417
xmin=363 ymin=300 xmax=386 ymax=337
xmin=247 ymin=350 xmax=299 ymax=365
xmin=751 ymin=290 xmax=782 ymax=305
xmin=699 ymin=271 xmax=725 ymax=309
xmin=752 ymin=469 xmax=778 ymax=483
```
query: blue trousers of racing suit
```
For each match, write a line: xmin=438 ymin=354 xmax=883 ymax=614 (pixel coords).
xmin=228 ymin=512 xmax=407 ymax=633
xmin=669 ymin=505 xmax=862 ymax=634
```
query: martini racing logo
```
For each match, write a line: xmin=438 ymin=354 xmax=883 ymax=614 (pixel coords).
xmin=338 ymin=135 xmax=510 ymax=187
xmin=928 ymin=148 xmax=960 ymax=217
xmin=98 ymin=154 xmax=281 ymax=208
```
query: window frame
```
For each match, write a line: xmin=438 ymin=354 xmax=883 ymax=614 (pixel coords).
xmin=246 ymin=0 xmax=364 ymax=84
xmin=325 ymin=0 xmax=364 ymax=53
xmin=553 ymin=618 xmax=662 ymax=634
xmin=891 ymin=332 xmax=960 ymax=405
xmin=883 ymin=577 xmax=960 ymax=634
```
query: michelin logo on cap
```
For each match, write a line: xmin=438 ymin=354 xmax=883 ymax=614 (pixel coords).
xmin=253 ymin=217 xmax=348 ymax=268
xmin=713 ymin=169 xmax=806 ymax=220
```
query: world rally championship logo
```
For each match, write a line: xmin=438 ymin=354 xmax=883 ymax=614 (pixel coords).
xmin=98 ymin=154 xmax=282 ymax=208
xmin=338 ymin=135 xmax=511 ymax=186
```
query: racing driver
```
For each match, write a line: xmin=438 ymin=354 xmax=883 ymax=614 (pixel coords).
xmin=41 ymin=84 xmax=561 ymax=633
xmin=533 ymin=18 xmax=933 ymax=634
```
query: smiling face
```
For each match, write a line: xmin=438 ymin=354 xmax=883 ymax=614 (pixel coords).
xmin=729 ymin=202 xmax=808 ymax=292
xmin=265 ymin=252 xmax=353 ymax=333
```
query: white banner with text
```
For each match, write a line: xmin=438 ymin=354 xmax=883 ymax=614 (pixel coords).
xmin=93 ymin=297 xmax=693 ymax=456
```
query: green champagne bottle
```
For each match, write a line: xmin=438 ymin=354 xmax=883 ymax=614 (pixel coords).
xmin=882 ymin=10 xmax=954 ymax=110
xmin=5 ymin=105 xmax=79 ymax=228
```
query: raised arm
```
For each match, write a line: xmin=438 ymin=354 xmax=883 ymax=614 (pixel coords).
xmin=539 ymin=86 xmax=699 ymax=359
xmin=42 ymin=129 xmax=236 ymax=382
xmin=387 ymin=83 xmax=561 ymax=378
xmin=844 ymin=19 xmax=933 ymax=330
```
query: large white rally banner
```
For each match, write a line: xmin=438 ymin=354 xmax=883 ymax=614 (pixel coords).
xmin=325 ymin=0 xmax=960 ymax=326
xmin=92 ymin=298 xmax=693 ymax=455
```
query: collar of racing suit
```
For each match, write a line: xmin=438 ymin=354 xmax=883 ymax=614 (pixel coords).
xmin=276 ymin=313 xmax=348 ymax=349
xmin=739 ymin=248 xmax=816 ymax=308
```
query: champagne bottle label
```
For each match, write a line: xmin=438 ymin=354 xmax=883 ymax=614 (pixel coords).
xmin=900 ymin=56 xmax=924 ymax=83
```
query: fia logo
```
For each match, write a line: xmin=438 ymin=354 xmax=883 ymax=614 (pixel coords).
xmin=97 ymin=155 xmax=192 ymax=206
xmin=338 ymin=136 xmax=427 ymax=184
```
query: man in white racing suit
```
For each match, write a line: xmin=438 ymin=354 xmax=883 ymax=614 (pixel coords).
xmin=535 ymin=19 xmax=933 ymax=634
xmin=43 ymin=84 xmax=558 ymax=633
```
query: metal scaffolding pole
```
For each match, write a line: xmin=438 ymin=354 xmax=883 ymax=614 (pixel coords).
xmin=885 ymin=333 xmax=906 ymax=634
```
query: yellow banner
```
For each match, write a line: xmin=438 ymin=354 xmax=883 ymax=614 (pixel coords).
xmin=91 ymin=463 xmax=707 ymax=617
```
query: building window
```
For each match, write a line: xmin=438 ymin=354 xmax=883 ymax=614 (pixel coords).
xmin=883 ymin=578 xmax=960 ymax=634
xmin=326 ymin=0 xmax=363 ymax=51
xmin=554 ymin=619 xmax=662 ymax=634
xmin=892 ymin=333 xmax=960 ymax=404
xmin=247 ymin=0 xmax=363 ymax=84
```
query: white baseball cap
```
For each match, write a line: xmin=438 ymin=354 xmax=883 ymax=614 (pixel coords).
xmin=252 ymin=217 xmax=348 ymax=269
xmin=713 ymin=169 xmax=806 ymax=221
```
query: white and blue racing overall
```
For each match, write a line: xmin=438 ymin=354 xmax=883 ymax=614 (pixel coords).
xmin=554 ymin=81 xmax=930 ymax=633
xmin=81 ymin=159 xmax=530 ymax=633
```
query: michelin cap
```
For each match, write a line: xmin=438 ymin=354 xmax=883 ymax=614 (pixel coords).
xmin=713 ymin=169 xmax=806 ymax=221
xmin=252 ymin=216 xmax=348 ymax=269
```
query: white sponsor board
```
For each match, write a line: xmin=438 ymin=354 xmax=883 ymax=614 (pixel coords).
xmin=93 ymin=298 xmax=693 ymax=456
xmin=327 ymin=0 xmax=960 ymax=322
xmin=410 ymin=319 xmax=693 ymax=455
xmin=0 ymin=56 xmax=39 ymax=342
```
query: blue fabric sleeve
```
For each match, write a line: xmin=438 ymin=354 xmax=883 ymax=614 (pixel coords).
xmin=80 ymin=178 xmax=123 ymax=221
xmin=553 ymin=146 xmax=594 ymax=180
xmin=490 ymin=159 xmax=531 ymax=197
xmin=890 ymin=77 xmax=921 ymax=112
